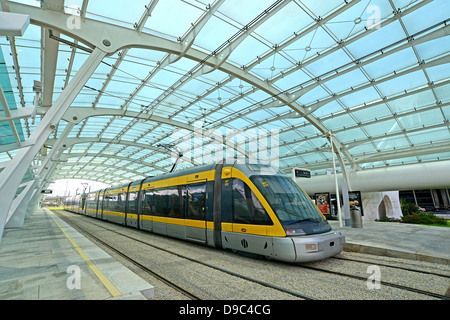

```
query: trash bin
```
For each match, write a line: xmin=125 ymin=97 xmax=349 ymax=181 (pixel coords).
xmin=350 ymin=206 xmax=363 ymax=228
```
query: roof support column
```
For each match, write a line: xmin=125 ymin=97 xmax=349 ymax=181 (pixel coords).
xmin=3 ymin=124 xmax=74 ymax=229
xmin=5 ymin=178 xmax=39 ymax=228
xmin=0 ymin=47 xmax=106 ymax=245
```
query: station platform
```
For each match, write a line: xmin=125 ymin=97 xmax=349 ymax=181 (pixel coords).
xmin=329 ymin=220 xmax=450 ymax=265
xmin=0 ymin=209 xmax=154 ymax=300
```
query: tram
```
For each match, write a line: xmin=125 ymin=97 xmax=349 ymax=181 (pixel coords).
xmin=65 ymin=161 xmax=344 ymax=263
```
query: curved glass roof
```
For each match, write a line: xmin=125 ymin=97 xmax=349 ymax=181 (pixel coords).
xmin=1 ymin=0 xmax=450 ymax=186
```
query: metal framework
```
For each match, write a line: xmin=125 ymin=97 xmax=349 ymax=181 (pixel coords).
xmin=1 ymin=0 xmax=450 ymax=242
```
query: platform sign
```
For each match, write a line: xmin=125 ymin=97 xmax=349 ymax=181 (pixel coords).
xmin=41 ymin=189 xmax=52 ymax=194
xmin=292 ymin=168 xmax=311 ymax=178
xmin=349 ymin=191 xmax=364 ymax=216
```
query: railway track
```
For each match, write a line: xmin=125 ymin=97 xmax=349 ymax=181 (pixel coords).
xmin=56 ymin=211 xmax=450 ymax=300
xmin=300 ymin=264 xmax=449 ymax=300
xmin=65 ymin=217 xmax=202 ymax=300
xmin=55 ymin=211 xmax=315 ymax=300
xmin=331 ymin=256 xmax=450 ymax=279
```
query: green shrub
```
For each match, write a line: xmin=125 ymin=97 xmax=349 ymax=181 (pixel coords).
xmin=400 ymin=199 xmax=419 ymax=216
xmin=401 ymin=212 xmax=448 ymax=226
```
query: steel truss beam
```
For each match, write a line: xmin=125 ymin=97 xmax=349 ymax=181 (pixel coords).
xmin=0 ymin=47 xmax=106 ymax=243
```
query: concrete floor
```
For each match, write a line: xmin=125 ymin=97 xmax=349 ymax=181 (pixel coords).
xmin=0 ymin=209 xmax=153 ymax=300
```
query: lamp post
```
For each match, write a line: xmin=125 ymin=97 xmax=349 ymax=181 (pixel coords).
xmin=329 ymin=132 xmax=343 ymax=227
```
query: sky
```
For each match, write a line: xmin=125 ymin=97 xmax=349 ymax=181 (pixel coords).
xmin=46 ymin=179 xmax=110 ymax=197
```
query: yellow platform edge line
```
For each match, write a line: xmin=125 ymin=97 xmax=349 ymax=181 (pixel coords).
xmin=46 ymin=210 xmax=122 ymax=297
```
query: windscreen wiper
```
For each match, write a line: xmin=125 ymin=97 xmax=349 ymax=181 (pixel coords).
xmin=287 ymin=218 xmax=320 ymax=225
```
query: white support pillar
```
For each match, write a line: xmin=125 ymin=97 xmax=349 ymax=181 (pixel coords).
xmin=329 ymin=132 xmax=343 ymax=228
xmin=4 ymin=123 xmax=74 ymax=228
xmin=5 ymin=178 xmax=39 ymax=228
xmin=26 ymin=185 xmax=44 ymax=219
xmin=334 ymin=146 xmax=352 ymax=227
xmin=0 ymin=47 xmax=106 ymax=245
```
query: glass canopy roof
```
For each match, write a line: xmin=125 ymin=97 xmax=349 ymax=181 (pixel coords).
xmin=1 ymin=0 xmax=450 ymax=186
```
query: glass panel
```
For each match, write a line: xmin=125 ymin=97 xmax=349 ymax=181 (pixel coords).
xmin=253 ymin=1 xmax=312 ymax=45
xmin=153 ymin=186 xmax=185 ymax=218
xmin=443 ymin=105 xmax=450 ymax=121
xmin=348 ymin=141 xmax=376 ymax=156
xmin=388 ymin=90 xmax=436 ymax=113
xmin=397 ymin=109 xmax=444 ymax=129
xmin=250 ymin=52 xmax=294 ymax=80
xmin=307 ymin=49 xmax=353 ymax=78
xmin=232 ymin=178 xmax=272 ymax=225
xmin=144 ymin=0 xmax=203 ymax=39
xmin=426 ymin=64 xmax=450 ymax=83
xmin=187 ymin=183 xmax=206 ymax=220
xmin=408 ymin=127 xmax=450 ymax=145
xmin=273 ymin=68 xmax=311 ymax=92
xmin=86 ymin=0 xmax=150 ymax=29
xmin=335 ymin=127 xmax=367 ymax=144
xmin=297 ymin=85 xmax=331 ymax=105
xmin=338 ymin=87 xmax=381 ymax=108
xmin=364 ymin=118 xmax=400 ymax=137
xmin=401 ymin=0 xmax=450 ymax=35
xmin=434 ymin=83 xmax=450 ymax=103
xmin=322 ymin=69 xmax=368 ymax=94
xmin=346 ymin=21 xmax=405 ymax=58
xmin=376 ymin=71 xmax=428 ymax=97
xmin=351 ymin=103 xmax=392 ymax=123
xmin=373 ymin=136 xmax=410 ymax=150
xmin=323 ymin=113 xmax=357 ymax=131
xmin=313 ymin=100 xmax=344 ymax=118
xmin=194 ymin=16 xmax=239 ymax=52
xmin=415 ymin=37 xmax=450 ymax=62
xmin=362 ymin=48 xmax=418 ymax=80
xmin=228 ymin=36 xmax=270 ymax=67
xmin=251 ymin=175 xmax=330 ymax=235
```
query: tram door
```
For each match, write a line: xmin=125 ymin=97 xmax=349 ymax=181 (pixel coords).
xmin=98 ymin=190 xmax=106 ymax=219
xmin=140 ymin=188 xmax=153 ymax=232
xmin=185 ymin=182 xmax=207 ymax=243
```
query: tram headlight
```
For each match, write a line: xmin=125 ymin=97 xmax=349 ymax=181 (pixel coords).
xmin=305 ymin=243 xmax=319 ymax=252
xmin=285 ymin=228 xmax=306 ymax=236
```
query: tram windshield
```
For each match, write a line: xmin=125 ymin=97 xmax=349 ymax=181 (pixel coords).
xmin=251 ymin=175 xmax=331 ymax=235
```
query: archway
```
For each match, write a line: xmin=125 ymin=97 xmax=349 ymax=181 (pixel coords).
xmin=378 ymin=195 xmax=393 ymax=219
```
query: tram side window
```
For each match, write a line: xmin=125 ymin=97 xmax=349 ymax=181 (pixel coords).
xmin=105 ymin=193 xmax=127 ymax=212
xmin=87 ymin=194 xmax=97 ymax=211
xmin=187 ymin=183 xmax=206 ymax=220
xmin=232 ymin=179 xmax=272 ymax=225
xmin=104 ymin=194 xmax=117 ymax=212
xmin=153 ymin=186 xmax=185 ymax=218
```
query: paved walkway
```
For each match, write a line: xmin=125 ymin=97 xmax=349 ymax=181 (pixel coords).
xmin=0 ymin=209 xmax=154 ymax=300
xmin=329 ymin=220 xmax=450 ymax=264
